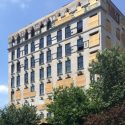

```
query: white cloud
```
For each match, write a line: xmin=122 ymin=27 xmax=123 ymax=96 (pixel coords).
xmin=0 ymin=0 xmax=32 ymax=9
xmin=0 ymin=85 xmax=8 ymax=94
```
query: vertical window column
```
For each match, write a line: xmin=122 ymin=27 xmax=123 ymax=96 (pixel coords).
xmin=65 ymin=43 xmax=71 ymax=56
xmin=77 ymin=56 xmax=83 ymax=70
xmin=65 ymin=60 xmax=71 ymax=73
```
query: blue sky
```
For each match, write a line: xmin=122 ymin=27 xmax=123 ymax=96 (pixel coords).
xmin=0 ymin=0 xmax=125 ymax=108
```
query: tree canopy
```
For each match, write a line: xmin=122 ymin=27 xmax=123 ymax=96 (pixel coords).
xmin=88 ymin=48 xmax=125 ymax=111
xmin=0 ymin=104 xmax=41 ymax=125
xmin=47 ymin=48 xmax=125 ymax=125
xmin=47 ymin=86 xmax=89 ymax=125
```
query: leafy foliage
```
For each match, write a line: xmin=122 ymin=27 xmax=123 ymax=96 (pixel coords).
xmin=88 ymin=48 xmax=125 ymax=111
xmin=47 ymin=48 xmax=125 ymax=125
xmin=0 ymin=104 xmax=41 ymax=125
xmin=84 ymin=100 xmax=125 ymax=125
xmin=47 ymin=86 xmax=89 ymax=125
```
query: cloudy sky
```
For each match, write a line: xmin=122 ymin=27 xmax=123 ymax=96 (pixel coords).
xmin=0 ymin=0 xmax=125 ymax=108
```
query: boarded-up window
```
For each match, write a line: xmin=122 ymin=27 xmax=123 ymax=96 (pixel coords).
xmin=106 ymin=36 xmax=112 ymax=48
xmin=106 ymin=19 xmax=112 ymax=32
xmin=89 ymin=0 xmax=97 ymax=5
xmin=116 ymin=28 xmax=120 ymax=40
xmin=89 ymin=51 xmax=98 ymax=64
xmin=87 ymin=13 xmax=99 ymax=29
xmin=89 ymin=31 xmax=100 ymax=48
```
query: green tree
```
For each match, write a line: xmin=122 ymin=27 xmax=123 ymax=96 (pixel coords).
xmin=88 ymin=48 xmax=125 ymax=111
xmin=0 ymin=104 xmax=41 ymax=125
xmin=47 ymin=86 xmax=89 ymax=125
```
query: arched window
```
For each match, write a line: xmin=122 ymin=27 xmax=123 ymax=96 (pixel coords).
xmin=66 ymin=8 xmax=69 ymax=12
xmin=40 ymin=83 xmax=44 ymax=95
xmin=25 ymin=30 xmax=28 ymax=40
xmin=11 ymin=91 xmax=14 ymax=101
xmin=12 ymin=36 xmax=15 ymax=46
xmin=78 ymin=2 xmax=81 ymax=6
xmin=31 ymin=27 xmax=35 ymax=37
xmin=47 ymin=19 xmax=52 ymax=30
xmin=31 ymin=84 xmax=35 ymax=92
xmin=40 ymin=23 xmax=44 ymax=29
xmin=17 ymin=34 xmax=20 ymax=44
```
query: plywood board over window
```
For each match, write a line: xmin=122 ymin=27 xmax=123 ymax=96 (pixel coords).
xmin=121 ymin=32 xmax=125 ymax=46
xmin=74 ymin=6 xmax=85 ymax=17
xmin=37 ymin=104 xmax=45 ymax=110
xmin=89 ymin=31 xmax=100 ymax=48
xmin=87 ymin=13 xmax=99 ymax=29
xmin=105 ymin=36 xmax=112 ymax=48
xmin=106 ymin=19 xmax=112 ymax=32
xmin=56 ymin=78 xmax=73 ymax=88
xmin=76 ymin=75 xmax=86 ymax=87
xmin=23 ymin=89 xmax=30 ymax=98
xmin=116 ymin=28 xmax=120 ymax=40
xmin=15 ymin=90 xmax=21 ymax=100
xmin=45 ymin=83 xmax=53 ymax=94
xmin=89 ymin=51 xmax=98 ymax=64
xmin=55 ymin=12 xmax=73 ymax=26
xmin=89 ymin=0 xmax=97 ymax=5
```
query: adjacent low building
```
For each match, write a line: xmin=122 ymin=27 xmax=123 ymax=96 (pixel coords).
xmin=8 ymin=0 xmax=125 ymax=119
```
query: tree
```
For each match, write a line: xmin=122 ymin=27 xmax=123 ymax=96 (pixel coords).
xmin=88 ymin=48 xmax=125 ymax=112
xmin=47 ymin=86 xmax=89 ymax=125
xmin=0 ymin=104 xmax=41 ymax=125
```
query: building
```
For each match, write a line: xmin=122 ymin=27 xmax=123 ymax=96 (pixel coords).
xmin=8 ymin=0 xmax=125 ymax=119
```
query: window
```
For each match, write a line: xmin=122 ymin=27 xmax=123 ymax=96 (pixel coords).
xmin=39 ymin=38 xmax=44 ymax=49
xmin=40 ymin=68 xmax=44 ymax=80
xmin=31 ymin=41 xmax=35 ymax=52
xmin=17 ymin=75 xmax=20 ymax=87
xmin=47 ymin=66 xmax=51 ymax=78
xmin=40 ymin=83 xmax=44 ymax=95
xmin=47 ymin=20 xmax=52 ymax=30
xmin=57 ymin=62 xmax=62 ymax=76
xmin=47 ymin=50 xmax=51 ymax=62
xmin=65 ymin=60 xmax=71 ymax=73
xmin=17 ymin=48 xmax=20 ymax=58
xmin=24 ymin=72 xmax=28 ymax=84
xmin=47 ymin=112 xmax=51 ymax=118
xmin=11 ymin=51 xmax=15 ymax=60
xmin=90 ymin=73 xmax=95 ymax=83
xmin=77 ymin=20 xmax=83 ymax=33
xmin=65 ymin=43 xmax=71 ymax=56
xmin=11 ymin=91 xmax=14 ymax=102
xmin=12 ymin=37 xmax=15 ymax=47
xmin=17 ymin=62 xmax=20 ymax=73
xmin=65 ymin=26 xmax=71 ymax=38
xmin=40 ymin=112 xmax=44 ymax=119
xmin=11 ymin=77 xmax=15 ymax=88
xmin=31 ymin=27 xmax=35 ymax=37
xmin=47 ymin=35 xmax=52 ymax=46
xmin=57 ymin=46 xmax=62 ymax=59
xmin=116 ymin=28 xmax=120 ymax=40
xmin=31 ymin=70 xmax=35 ymax=82
xmin=31 ymin=56 xmax=35 ymax=68
xmin=39 ymin=53 xmax=44 ymax=65
xmin=78 ymin=56 xmax=83 ymax=70
xmin=31 ymin=84 xmax=35 ymax=92
xmin=24 ymin=44 xmax=28 ymax=55
xmin=11 ymin=64 xmax=15 ymax=74
xmin=25 ymin=30 xmax=28 ymax=40
xmin=57 ymin=30 xmax=62 ymax=42
xmin=24 ymin=58 xmax=28 ymax=70
xmin=77 ymin=38 xmax=84 ymax=51
xmin=17 ymin=35 xmax=20 ymax=44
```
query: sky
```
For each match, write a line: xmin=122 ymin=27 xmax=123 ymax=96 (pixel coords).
xmin=0 ymin=0 xmax=125 ymax=108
